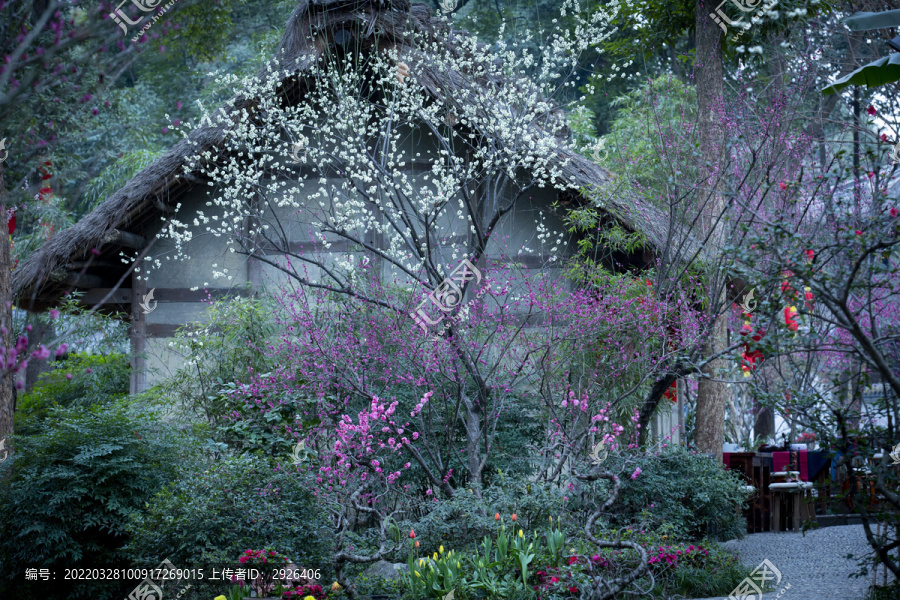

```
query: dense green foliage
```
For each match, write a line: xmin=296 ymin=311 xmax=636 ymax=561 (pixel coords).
xmin=0 ymin=403 xmax=194 ymax=600
xmin=124 ymin=454 xmax=334 ymax=599
xmin=14 ymin=353 xmax=130 ymax=434
xmin=609 ymin=446 xmax=750 ymax=541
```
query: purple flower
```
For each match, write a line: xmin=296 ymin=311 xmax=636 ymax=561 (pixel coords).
xmin=55 ymin=343 xmax=68 ymax=357
xmin=630 ymin=467 xmax=642 ymax=480
xmin=49 ymin=309 xmax=60 ymax=319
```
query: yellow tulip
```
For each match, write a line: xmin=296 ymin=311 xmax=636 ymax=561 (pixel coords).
xmin=433 ymin=552 xmax=438 ymax=561
xmin=215 ymin=596 xmax=227 ymax=600
xmin=440 ymin=545 xmax=444 ymax=554
xmin=519 ymin=529 xmax=524 ymax=538
xmin=331 ymin=582 xmax=342 ymax=592
xmin=415 ymin=571 xmax=420 ymax=577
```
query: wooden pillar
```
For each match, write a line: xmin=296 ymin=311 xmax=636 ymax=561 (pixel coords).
xmin=130 ymin=270 xmax=147 ymax=394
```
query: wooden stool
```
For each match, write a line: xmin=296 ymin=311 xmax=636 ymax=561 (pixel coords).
xmin=769 ymin=482 xmax=816 ymax=531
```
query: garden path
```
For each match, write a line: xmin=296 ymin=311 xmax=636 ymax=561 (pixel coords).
xmin=694 ymin=524 xmax=891 ymax=600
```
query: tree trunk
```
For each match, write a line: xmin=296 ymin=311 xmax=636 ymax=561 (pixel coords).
xmin=693 ymin=0 xmax=727 ymax=460
xmin=0 ymin=162 xmax=14 ymax=455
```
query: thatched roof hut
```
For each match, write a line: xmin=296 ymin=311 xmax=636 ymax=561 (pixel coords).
xmin=14 ymin=0 xmax=677 ymax=313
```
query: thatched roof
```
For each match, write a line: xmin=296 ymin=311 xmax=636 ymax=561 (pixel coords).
xmin=14 ymin=0 xmax=678 ymax=311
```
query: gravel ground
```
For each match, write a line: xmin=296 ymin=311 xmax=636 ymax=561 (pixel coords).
xmin=693 ymin=525 xmax=894 ymax=600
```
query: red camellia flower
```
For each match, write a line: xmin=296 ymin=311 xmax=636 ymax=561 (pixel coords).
xmin=882 ymin=133 xmax=889 ymax=142
xmin=568 ymin=556 xmax=578 ymax=565
xmin=804 ymin=249 xmax=814 ymax=262
xmin=784 ymin=306 xmax=799 ymax=332
xmin=867 ymin=105 xmax=877 ymax=116
xmin=569 ymin=587 xmax=579 ymax=594
xmin=890 ymin=208 xmax=898 ymax=218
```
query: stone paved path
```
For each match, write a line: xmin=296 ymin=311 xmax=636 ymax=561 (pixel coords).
xmin=693 ymin=525 xmax=893 ymax=600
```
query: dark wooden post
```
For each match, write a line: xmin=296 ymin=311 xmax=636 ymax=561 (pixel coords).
xmin=130 ymin=270 xmax=147 ymax=394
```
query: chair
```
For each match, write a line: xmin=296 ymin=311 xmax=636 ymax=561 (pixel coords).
xmin=769 ymin=481 xmax=816 ymax=531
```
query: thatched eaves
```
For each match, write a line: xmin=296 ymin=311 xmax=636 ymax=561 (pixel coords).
xmin=14 ymin=0 xmax=677 ymax=311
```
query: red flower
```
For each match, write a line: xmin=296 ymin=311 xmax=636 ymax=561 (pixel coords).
xmin=778 ymin=182 xmax=787 ymax=190
xmin=511 ymin=513 xmax=517 ymax=522
xmin=882 ymin=133 xmax=889 ymax=142
xmin=568 ymin=556 xmax=578 ymax=565
xmin=867 ymin=105 xmax=877 ymax=116
xmin=890 ymin=208 xmax=898 ymax=218
xmin=569 ymin=587 xmax=579 ymax=594
xmin=804 ymin=250 xmax=814 ymax=262
xmin=784 ymin=306 xmax=799 ymax=332
xmin=409 ymin=529 xmax=415 ymax=538
xmin=855 ymin=230 xmax=862 ymax=235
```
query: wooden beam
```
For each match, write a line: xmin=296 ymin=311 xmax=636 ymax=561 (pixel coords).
xmin=65 ymin=260 xmax=116 ymax=270
xmin=103 ymin=229 xmax=146 ymax=249
xmin=49 ymin=269 xmax=105 ymax=289
xmin=78 ymin=288 xmax=133 ymax=305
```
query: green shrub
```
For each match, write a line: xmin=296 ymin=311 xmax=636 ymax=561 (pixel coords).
xmin=14 ymin=353 xmax=130 ymax=434
xmin=403 ymin=481 xmax=570 ymax=560
xmin=609 ymin=445 xmax=749 ymax=541
xmin=124 ymin=454 xmax=333 ymax=599
xmin=0 ymin=402 xmax=194 ymax=600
